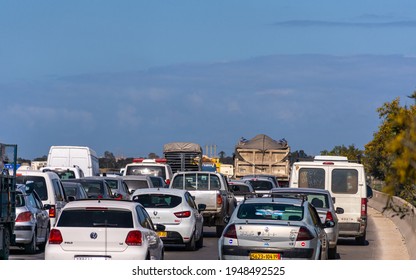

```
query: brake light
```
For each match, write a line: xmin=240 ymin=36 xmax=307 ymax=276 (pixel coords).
xmin=125 ymin=230 xmax=142 ymax=246
xmin=165 ymin=179 xmax=170 ymax=185
xmin=48 ymin=205 xmax=56 ymax=218
xmin=216 ymin=194 xmax=223 ymax=207
xmin=133 ymin=158 xmax=145 ymax=163
xmin=49 ymin=229 xmax=63 ymax=244
xmin=16 ymin=211 xmax=33 ymax=222
xmin=322 ymin=162 xmax=335 ymax=165
xmin=296 ymin=226 xmax=314 ymax=241
xmin=361 ymin=198 xmax=367 ymax=216
xmin=174 ymin=211 xmax=191 ymax=218
xmin=325 ymin=211 xmax=334 ymax=222
xmin=223 ymin=224 xmax=237 ymax=239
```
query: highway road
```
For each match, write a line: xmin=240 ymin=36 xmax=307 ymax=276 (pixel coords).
xmin=9 ymin=206 xmax=409 ymax=260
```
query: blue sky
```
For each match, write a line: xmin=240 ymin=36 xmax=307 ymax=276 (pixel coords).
xmin=1 ymin=1 xmax=416 ymax=160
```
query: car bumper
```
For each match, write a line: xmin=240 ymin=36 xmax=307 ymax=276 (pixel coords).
xmin=220 ymin=245 xmax=316 ymax=260
xmin=13 ymin=225 xmax=35 ymax=245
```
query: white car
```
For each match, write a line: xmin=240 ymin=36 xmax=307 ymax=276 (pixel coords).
xmin=45 ymin=199 xmax=165 ymax=260
xmin=131 ymin=188 xmax=205 ymax=251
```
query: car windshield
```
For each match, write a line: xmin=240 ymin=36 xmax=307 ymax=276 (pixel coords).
xmin=57 ymin=209 xmax=133 ymax=228
xmin=134 ymin=194 xmax=182 ymax=208
xmin=237 ymin=203 xmax=304 ymax=221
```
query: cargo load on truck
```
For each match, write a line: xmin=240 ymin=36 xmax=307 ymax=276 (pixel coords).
xmin=163 ymin=142 xmax=202 ymax=174
xmin=234 ymin=134 xmax=290 ymax=184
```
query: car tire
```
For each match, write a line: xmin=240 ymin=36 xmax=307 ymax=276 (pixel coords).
xmin=328 ymin=246 xmax=337 ymax=259
xmin=216 ymin=225 xmax=225 ymax=237
xmin=0 ymin=227 xmax=11 ymax=260
xmin=25 ymin=230 xmax=37 ymax=254
xmin=196 ymin=228 xmax=204 ymax=249
xmin=38 ymin=226 xmax=50 ymax=251
xmin=185 ymin=233 xmax=196 ymax=251
xmin=355 ymin=234 xmax=366 ymax=245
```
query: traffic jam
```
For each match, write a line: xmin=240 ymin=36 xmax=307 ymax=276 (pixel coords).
xmin=2 ymin=137 xmax=372 ymax=260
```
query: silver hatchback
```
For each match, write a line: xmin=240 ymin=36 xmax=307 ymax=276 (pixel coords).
xmin=270 ymin=188 xmax=343 ymax=259
xmin=13 ymin=184 xmax=50 ymax=254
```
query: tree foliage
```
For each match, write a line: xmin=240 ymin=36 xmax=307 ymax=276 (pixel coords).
xmin=365 ymin=94 xmax=416 ymax=205
xmin=320 ymin=144 xmax=364 ymax=163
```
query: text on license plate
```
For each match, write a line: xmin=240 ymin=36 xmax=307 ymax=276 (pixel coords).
xmin=157 ymin=231 xmax=167 ymax=238
xmin=249 ymin=253 xmax=281 ymax=260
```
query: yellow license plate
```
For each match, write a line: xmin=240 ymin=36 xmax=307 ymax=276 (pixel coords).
xmin=249 ymin=253 xmax=281 ymax=260
xmin=157 ymin=231 xmax=167 ymax=238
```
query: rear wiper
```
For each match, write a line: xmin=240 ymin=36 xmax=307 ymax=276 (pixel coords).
xmin=92 ymin=223 xmax=118 ymax=227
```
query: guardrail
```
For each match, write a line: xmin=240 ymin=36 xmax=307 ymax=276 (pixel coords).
xmin=368 ymin=190 xmax=416 ymax=259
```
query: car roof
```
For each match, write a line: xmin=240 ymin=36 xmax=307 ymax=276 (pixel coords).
xmin=62 ymin=199 xmax=140 ymax=210
xmin=241 ymin=196 xmax=305 ymax=207
xmin=132 ymin=188 xmax=187 ymax=196
xmin=272 ymin=188 xmax=331 ymax=195
xmin=16 ymin=170 xmax=60 ymax=179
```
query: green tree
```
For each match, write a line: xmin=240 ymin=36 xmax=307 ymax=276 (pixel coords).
xmin=320 ymin=144 xmax=364 ymax=163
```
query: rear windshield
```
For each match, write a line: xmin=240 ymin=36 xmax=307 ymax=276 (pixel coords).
xmin=57 ymin=209 xmax=133 ymax=228
xmin=54 ymin=170 xmax=76 ymax=180
xmin=247 ymin=180 xmax=274 ymax=191
xmin=231 ymin=184 xmax=252 ymax=194
xmin=78 ymin=181 xmax=105 ymax=198
xmin=16 ymin=176 xmax=48 ymax=200
xmin=134 ymin=194 xmax=182 ymax=208
xmin=171 ymin=174 xmax=221 ymax=190
xmin=126 ymin=166 xmax=166 ymax=179
xmin=124 ymin=180 xmax=150 ymax=191
xmin=237 ymin=203 xmax=304 ymax=221
xmin=331 ymin=169 xmax=359 ymax=194
xmin=298 ymin=168 xmax=326 ymax=189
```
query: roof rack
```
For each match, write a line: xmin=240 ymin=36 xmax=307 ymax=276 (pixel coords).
xmin=270 ymin=193 xmax=308 ymax=205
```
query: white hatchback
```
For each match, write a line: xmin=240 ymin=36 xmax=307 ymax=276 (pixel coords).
xmin=45 ymin=199 xmax=165 ymax=260
xmin=131 ymin=188 xmax=205 ymax=251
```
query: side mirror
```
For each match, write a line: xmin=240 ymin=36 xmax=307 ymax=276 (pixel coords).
xmin=366 ymin=185 xmax=373 ymax=199
xmin=154 ymin=224 xmax=166 ymax=232
xmin=67 ymin=196 xmax=76 ymax=202
xmin=336 ymin=207 xmax=344 ymax=214
xmin=197 ymin=204 xmax=206 ymax=212
xmin=43 ymin=204 xmax=51 ymax=210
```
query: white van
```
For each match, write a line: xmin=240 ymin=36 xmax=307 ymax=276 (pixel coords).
xmin=289 ymin=155 xmax=369 ymax=244
xmin=123 ymin=158 xmax=173 ymax=185
xmin=46 ymin=146 xmax=99 ymax=177
xmin=15 ymin=170 xmax=67 ymax=227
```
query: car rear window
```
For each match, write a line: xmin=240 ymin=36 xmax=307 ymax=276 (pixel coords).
xmin=126 ymin=166 xmax=166 ymax=178
xmin=237 ymin=203 xmax=304 ymax=221
xmin=16 ymin=176 xmax=48 ymax=200
xmin=124 ymin=180 xmax=150 ymax=191
xmin=248 ymin=180 xmax=274 ymax=191
xmin=57 ymin=209 xmax=133 ymax=228
xmin=134 ymin=194 xmax=182 ymax=208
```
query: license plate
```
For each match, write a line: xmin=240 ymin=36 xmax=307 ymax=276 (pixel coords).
xmin=249 ymin=253 xmax=281 ymax=260
xmin=157 ymin=231 xmax=167 ymax=238
xmin=74 ymin=256 xmax=111 ymax=260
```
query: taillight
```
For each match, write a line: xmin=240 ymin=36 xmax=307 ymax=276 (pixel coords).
xmin=216 ymin=194 xmax=223 ymax=207
xmin=49 ymin=205 xmax=56 ymax=218
xmin=296 ymin=226 xmax=314 ymax=241
xmin=223 ymin=224 xmax=237 ymax=239
xmin=361 ymin=198 xmax=367 ymax=216
xmin=125 ymin=230 xmax=142 ymax=246
xmin=49 ymin=229 xmax=63 ymax=244
xmin=174 ymin=211 xmax=191 ymax=218
xmin=16 ymin=211 xmax=33 ymax=222
xmin=325 ymin=211 xmax=334 ymax=222
xmin=165 ymin=179 xmax=171 ymax=185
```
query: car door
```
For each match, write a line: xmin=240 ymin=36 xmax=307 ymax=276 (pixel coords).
xmin=29 ymin=192 xmax=49 ymax=241
xmin=185 ymin=192 xmax=203 ymax=234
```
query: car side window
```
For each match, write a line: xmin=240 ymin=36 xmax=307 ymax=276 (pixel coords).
xmin=136 ymin=206 xmax=154 ymax=230
xmin=308 ymin=204 xmax=322 ymax=226
xmin=123 ymin=182 xmax=129 ymax=193
xmin=27 ymin=193 xmax=38 ymax=208
xmin=185 ymin=192 xmax=197 ymax=209
xmin=52 ymin=179 xmax=65 ymax=201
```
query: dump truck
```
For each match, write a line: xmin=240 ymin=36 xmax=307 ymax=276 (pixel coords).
xmin=0 ymin=143 xmax=17 ymax=260
xmin=234 ymin=134 xmax=291 ymax=186
xmin=163 ymin=142 xmax=203 ymax=174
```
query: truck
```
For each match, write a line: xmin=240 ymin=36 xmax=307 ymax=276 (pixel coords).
xmin=0 ymin=143 xmax=17 ymax=260
xmin=234 ymin=134 xmax=291 ymax=186
xmin=46 ymin=146 xmax=99 ymax=177
xmin=163 ymin=142 xmax=203 ymax=174
xmin=169 ymin=171 xmax=237 ymax=237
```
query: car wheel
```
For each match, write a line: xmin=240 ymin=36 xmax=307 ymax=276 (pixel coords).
xmin=355 ymin=234 xmax=366 ymax=245
xmin=0 ymin=227 xmax=11 ymax=260
xmin=196 ymin=228 xmax=204 ymax=249
xmin=38 ymin=226 xmax=50 ymax=251
xmin=24 ymin=230 xmax=37 ymax=254
xmin=185 ymin=233 xmax=196 ymax=251
xmin=328 ymin=246 xmax=337 ymax=259
xmin=216 ymin=225 xmax=225 ymax=237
